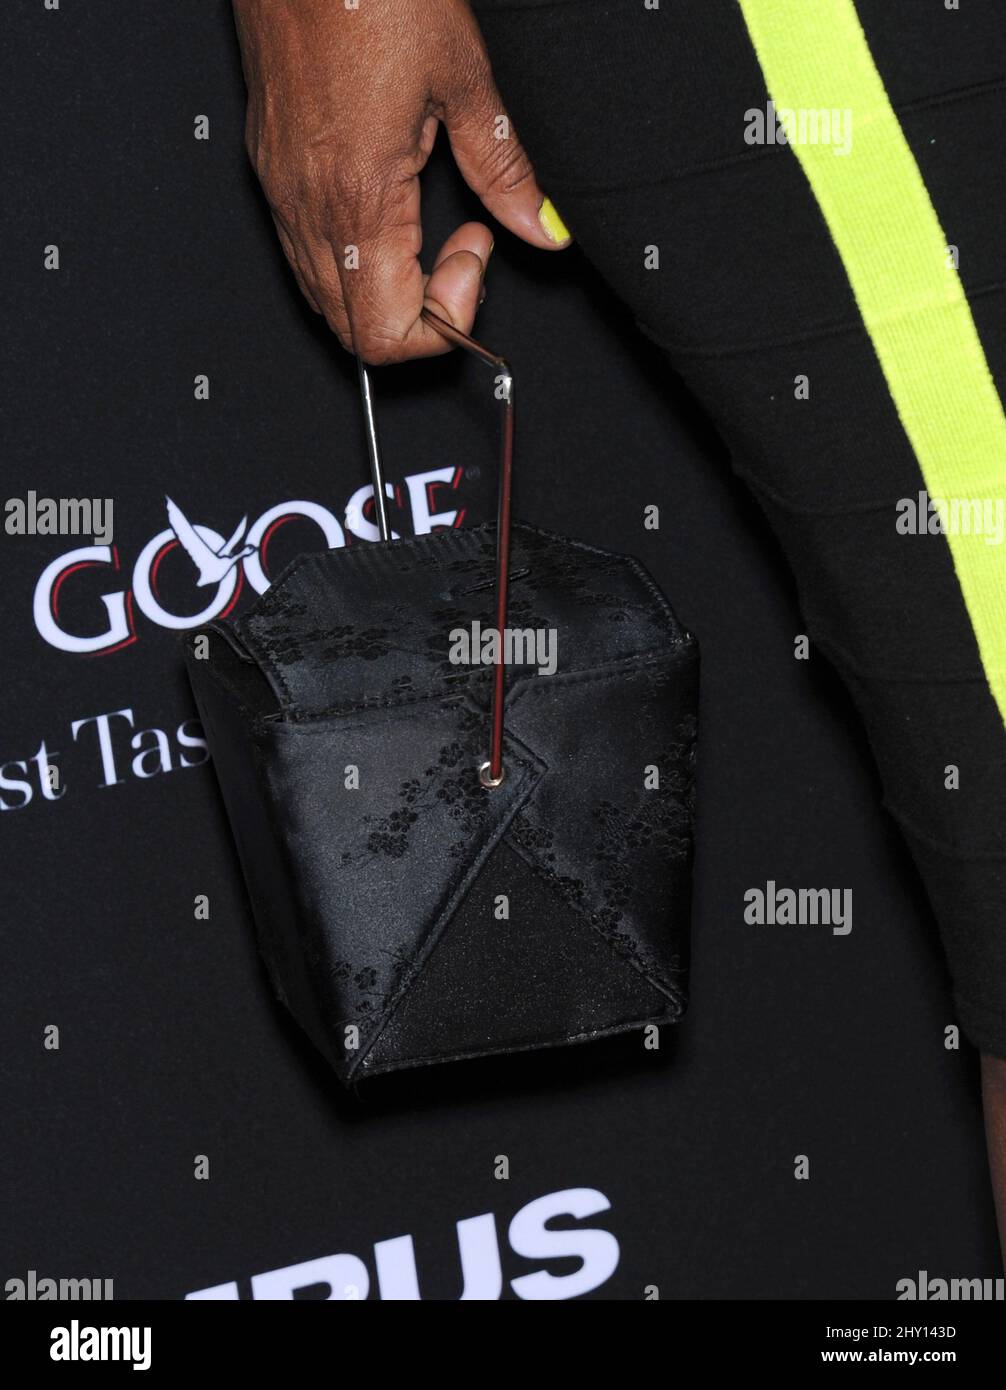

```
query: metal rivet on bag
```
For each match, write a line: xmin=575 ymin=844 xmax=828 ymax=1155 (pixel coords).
xmin=478 ymin=760 xmax=506 ymax=790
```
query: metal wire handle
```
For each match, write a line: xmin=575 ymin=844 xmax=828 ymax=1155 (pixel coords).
xmin=355 ymin=306 xmax=515 ymax=788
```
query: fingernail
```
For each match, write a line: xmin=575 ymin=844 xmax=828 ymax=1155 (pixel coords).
xmin=538 ymin=197 xmax=571 ymax=245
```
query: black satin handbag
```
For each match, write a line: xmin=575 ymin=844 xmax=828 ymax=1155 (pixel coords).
xmin=185 ymin=310 xmax=698 ymax=1084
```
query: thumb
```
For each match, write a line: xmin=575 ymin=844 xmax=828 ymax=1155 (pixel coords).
xmin=439 ymin=29 xmax=571 ymax=251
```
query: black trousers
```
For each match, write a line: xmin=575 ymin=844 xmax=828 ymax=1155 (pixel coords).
xmin=472 ymin=0 xmax=1006 ymax=1054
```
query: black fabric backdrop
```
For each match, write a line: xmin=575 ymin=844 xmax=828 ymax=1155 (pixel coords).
xmin=1 ymin=0 xmax=999 ymax=1299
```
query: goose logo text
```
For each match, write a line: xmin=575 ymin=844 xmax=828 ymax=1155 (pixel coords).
xmin=32 ymin=468 xmax=465 ymax=655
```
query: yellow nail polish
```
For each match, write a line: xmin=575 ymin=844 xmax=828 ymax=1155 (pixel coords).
xmin=538 ymin=198 xmax=571 ymax=245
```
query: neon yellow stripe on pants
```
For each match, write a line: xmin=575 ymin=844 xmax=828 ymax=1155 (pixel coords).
xmin=737 ymin=0 xmax=1006 ymax=726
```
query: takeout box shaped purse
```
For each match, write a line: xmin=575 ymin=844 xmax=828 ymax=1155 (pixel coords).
xmin=185 ymin=311 xmax=698 ymax=1084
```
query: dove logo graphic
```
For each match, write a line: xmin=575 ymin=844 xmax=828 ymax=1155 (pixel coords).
xmin=32 ymin=467 xmax=465 ymax=655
